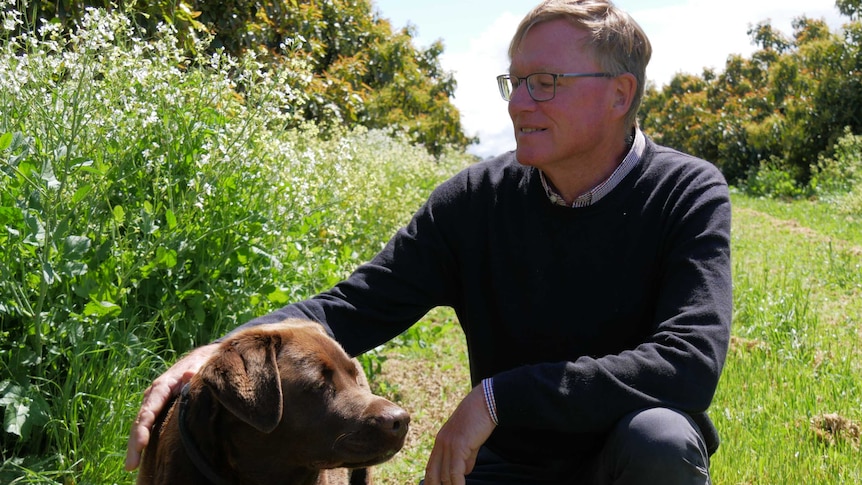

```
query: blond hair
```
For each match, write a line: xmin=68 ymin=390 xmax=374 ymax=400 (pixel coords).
xmin=509 ymin=0 xmax=652 ymax=129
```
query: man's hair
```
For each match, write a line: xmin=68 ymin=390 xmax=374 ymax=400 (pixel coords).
xmin=509 ymin=0 xmax=652 ymax=130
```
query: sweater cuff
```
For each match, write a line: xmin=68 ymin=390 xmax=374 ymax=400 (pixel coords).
xmin=481 ymin=377 xmax=499 ymax=425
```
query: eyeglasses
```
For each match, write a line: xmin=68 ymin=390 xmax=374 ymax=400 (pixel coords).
xmin=496 ymin=72 xmax=615 ymax=102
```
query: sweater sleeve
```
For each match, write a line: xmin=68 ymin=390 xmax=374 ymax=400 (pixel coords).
xmin=492 ymin=159 xmax=732 ymax=437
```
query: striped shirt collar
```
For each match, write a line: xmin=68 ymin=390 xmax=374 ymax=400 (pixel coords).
xmin=540 ymin=128 xmax=645 ymax=208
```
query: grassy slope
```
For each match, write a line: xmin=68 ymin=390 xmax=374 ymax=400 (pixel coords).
xmin=371 ymin=195 xmax=862 ymax=484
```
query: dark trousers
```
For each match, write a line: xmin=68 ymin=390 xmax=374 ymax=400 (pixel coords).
xmin=421 ymin=407 xmax=711 ymax=485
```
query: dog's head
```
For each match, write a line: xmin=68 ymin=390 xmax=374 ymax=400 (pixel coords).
xmin=195 ymin=319 xmax=409 ymax=470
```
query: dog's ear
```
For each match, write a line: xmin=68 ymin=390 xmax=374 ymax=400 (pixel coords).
xmin=199 ymin=333 xmax=284 ymax=433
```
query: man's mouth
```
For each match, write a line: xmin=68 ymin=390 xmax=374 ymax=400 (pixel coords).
xmin=520 ymin=127 xmax=546 ymax=134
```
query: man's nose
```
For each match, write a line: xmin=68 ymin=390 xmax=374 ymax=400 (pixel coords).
xmin=507 ymin=83 xmax=537 ymax=114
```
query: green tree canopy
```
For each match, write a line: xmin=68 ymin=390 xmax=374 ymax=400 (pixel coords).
xmin=641 ymin=2 xmax=862 ymax=186
xmin=14 ymin=0 xmax=475 ymax=155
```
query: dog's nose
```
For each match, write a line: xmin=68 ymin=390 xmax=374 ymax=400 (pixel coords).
xmin=375 ymin=407 xmax=410 ymax=439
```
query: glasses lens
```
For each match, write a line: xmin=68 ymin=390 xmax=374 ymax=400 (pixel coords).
xmin=497 ymin=74 xmax=558 ymax=102
xmin=527 ymin=73 xmax=556 ymax=101
xmin=497 ymin=75 xmax=514 ymax=101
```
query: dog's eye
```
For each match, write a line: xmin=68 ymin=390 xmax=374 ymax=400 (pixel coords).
xmin=321 ymin=366 xmax=334 ymax=383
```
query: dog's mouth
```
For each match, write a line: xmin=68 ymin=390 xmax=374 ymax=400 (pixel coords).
xmin=311 ymin=451 xmax=397 ymax=470
xmin=341 ymin=451 xmax=398 ymax=469
xmin=312 ymin=448 xmax=399 ymax=470
xmin=312 ymin=432 xmax=406 ymax=469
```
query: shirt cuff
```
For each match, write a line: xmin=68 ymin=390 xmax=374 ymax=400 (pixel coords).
xmin=481 ymin=377 xmax=499 ymax=425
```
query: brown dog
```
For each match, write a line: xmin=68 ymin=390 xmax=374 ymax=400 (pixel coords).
xmin=137 ymin=319 xmax=410 ymax=485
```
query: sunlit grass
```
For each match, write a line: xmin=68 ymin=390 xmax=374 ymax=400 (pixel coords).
xmin=708 ymin=197 xmax=862 ymax=484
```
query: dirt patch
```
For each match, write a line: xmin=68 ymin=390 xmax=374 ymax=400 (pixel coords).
xmin=810 ymin=413 xmax=861 ymax=449
xmin=736 ymin=207 xmax=862 ymax=256
xmin=377 ymin=351 xmax=469 ymax=456
xmin=371 ymin=318 xmax=471 ymax=484
xmin=730 ymin=335 xmax=769 ymax=354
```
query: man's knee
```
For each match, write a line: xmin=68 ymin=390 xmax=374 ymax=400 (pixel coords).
xmin=621 ymin=407 xmax=704 ymax=456
xmin=598 ymin=407 xmax=710 ymax=484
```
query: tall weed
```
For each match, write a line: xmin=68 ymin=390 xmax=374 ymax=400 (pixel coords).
xmin=741 ymin=126 xmax=862 ymax=205
xmin=0 ymin=5 xmax=472 ymax=482
xmin=742 ymin=156 xmax=807 ymax=199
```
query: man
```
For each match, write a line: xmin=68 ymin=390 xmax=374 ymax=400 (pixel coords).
xmin=126 ymin=1 xmax=732 ymax=483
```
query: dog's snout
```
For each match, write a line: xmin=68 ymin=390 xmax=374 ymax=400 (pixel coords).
xmin=375 ymin=406 xmax=410 ymax=438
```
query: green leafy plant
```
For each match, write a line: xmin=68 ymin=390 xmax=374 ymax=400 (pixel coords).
xmin=743 ymin=157 xmax=807 ymax=199
xmin=811 ymin=127 xmax=862 ymax=196
xmin=0 ymin=5 xmax=472 ymax=482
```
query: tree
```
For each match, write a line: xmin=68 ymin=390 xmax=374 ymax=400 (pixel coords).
xmin=189 ymin=0 xmax=475 ymax=155
xmin=14 ymin=0 xmax=475 ymax=155
xmin=837 ymin=0 xmax=862 ymax=20
xmin=642 ymin=6 xmax=862 ymax=187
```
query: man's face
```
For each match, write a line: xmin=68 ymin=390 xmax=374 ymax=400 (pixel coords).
xmin=508 ymin=19 xmax=621 ymax=172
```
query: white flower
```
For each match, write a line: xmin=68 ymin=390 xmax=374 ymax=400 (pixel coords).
xmin=3 ymin=17 xmax=18 ymax=31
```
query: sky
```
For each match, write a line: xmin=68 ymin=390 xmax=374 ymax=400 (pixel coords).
xmin=372 ymin=0 xmax=846 ymax=158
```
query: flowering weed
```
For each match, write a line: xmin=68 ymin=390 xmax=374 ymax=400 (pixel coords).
xmin=0 ymin=5 xmax=472 ymax=482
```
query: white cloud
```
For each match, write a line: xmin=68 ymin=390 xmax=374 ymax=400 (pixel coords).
xmin=441 ymin=12 xmax=520 ymax=158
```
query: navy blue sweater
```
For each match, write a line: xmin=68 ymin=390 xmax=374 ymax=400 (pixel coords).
xmin=240 ymin=138 xmax=732 ymax=461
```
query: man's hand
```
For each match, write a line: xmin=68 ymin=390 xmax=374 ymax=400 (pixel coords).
xmin=423 ymin=384 xmax=497 ymax=485
xmin=124 ymin=342 xmax=220 ymax=471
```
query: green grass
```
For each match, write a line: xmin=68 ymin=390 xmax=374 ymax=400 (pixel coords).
xmin=709 ymin=195 xmax=862 ymax=484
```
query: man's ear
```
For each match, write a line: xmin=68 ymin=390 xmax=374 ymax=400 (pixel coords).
xmin=199 ymin=333 xmax=284 ymax=433
xmin=612 ymin=72 xmax=638 ymax=115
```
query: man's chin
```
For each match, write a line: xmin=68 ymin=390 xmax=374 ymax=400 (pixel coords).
xmin=513 ymin=149 xmax=545 ymax=169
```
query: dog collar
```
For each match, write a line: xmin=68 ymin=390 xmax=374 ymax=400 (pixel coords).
xmin=178 ymin=383 xmax=232 ymax=485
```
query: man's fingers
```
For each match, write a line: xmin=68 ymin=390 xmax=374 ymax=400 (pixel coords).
xmin=124 ymin=392 xmax=159 ymax=471
xmin=464 ymin=448 xmax=479 ymax=477
xmin=424 ymin=421 xmax=468 ymax=484
xmin=440 ymin=445 xmax=452 ymax=482
xmin=424 ymin=441 xmax=443 ymax=484
xmin=124 ymin=410 xmax=151 ymax=470
xmin=124 ymin=378 xmax=177 ymax=471
xmin=447 ymin=461 xmax=466 ymax=485
xmin=124 ymin=344 xmax=218 ymax=472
